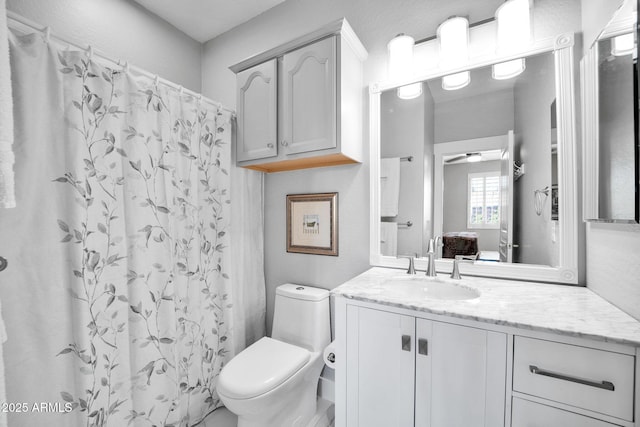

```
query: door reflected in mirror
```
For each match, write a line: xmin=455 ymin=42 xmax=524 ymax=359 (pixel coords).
xmin=380 ymin=51 xmax=560 ymax=266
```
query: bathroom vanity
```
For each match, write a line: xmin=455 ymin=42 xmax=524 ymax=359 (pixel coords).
xmin=332 ymin=267 xmax=640 ymax=427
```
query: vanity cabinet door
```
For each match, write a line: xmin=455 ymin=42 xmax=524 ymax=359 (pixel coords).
xmin=281 ymin=36 xmax=337 ymax=155
xmin=236 ymin=59 xmax=278 ymax=162
xmin=415 ymin=320 xmax=507 ymax=427
xmin=346 ymin=305 xmax=415 ymax=427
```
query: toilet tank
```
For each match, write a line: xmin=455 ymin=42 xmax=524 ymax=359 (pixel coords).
xmin=271 ymin=284 xmax=330 ymax=352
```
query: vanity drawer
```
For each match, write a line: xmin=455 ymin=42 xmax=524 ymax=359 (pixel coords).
xmin=512 ymin=336 xmax=634 ymax=421
xmin=512 ymin=397 xmax=622 ymax=427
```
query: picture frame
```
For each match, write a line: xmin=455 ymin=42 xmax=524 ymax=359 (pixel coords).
xmin=286 ymin=193 xmax=338 ymax=256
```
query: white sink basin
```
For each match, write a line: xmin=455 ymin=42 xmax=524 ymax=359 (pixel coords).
xmin=383 ymin=276 xmax=480 ymax=301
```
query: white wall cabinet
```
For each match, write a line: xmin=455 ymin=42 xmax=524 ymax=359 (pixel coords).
xmin=281 ymin=36 xmax=336 ymax=156
xmin=236 ymin=59 xmax=278 ymax=162
xmin=230 ymin=19 xmax=367 ymax=173
xmin=344 ymin=305 xmax=507 ymax=427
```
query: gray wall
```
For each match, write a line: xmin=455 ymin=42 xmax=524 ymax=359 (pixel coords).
xmin=435 ymin=89 xmax=515 ymax=143
xmin=443 ymin=160 xmax=501 ymax=252
xmin=200 ymin=0 xmax=586 ymax=332
xmin=7 ymin=0 xmax=202 ymax=91
xmin=201 ymin=0 xmax=506 ymax=334
xmin=513 ymin=52 xmax=558 ymax=267
xmin=381 ymin=85 xmax=426 ymax=256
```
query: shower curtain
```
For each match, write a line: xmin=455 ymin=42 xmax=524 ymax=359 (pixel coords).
xmin=0 ymin=28 xmax=265 ymax=426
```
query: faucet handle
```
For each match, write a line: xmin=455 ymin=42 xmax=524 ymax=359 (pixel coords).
xmin=450 ymin=255 xmax=476 ymax=280
xmin=398 ymin=255 xmax=417 ymax=275
xmin=427 ymin=238 xmax=435 ymax=254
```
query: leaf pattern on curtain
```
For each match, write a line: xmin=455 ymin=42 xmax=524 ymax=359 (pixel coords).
xmin=52 ymin=52 xmax=232 ymax=427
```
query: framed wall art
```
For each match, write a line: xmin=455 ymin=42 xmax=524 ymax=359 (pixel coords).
xmin=286 ymin=193 xmax=338 ymax=256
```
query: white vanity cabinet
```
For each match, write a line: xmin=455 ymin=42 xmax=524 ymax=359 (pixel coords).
xmin=230 ymin=18 xmax=367 ymax=173
xmin=511 ymin=336 xmax=636 ymax=427
xmin=342 ymin=303 xmax=507 ymax=427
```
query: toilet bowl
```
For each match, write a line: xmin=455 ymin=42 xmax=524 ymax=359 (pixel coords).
xmin=217 ymin=284 xmax=330 ymax=427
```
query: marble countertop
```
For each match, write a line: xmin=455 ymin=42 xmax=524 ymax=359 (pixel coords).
xmin=332 ymin=267 xmax=640 ymax=347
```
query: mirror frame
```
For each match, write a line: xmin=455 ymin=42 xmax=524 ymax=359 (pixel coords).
xmin=581 ymin=11 xmax=639 ymax=223
xmin=370 ymin=33 xmax=579 ymax=284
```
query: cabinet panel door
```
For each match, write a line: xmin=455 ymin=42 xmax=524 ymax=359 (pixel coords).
xmin=236 ymin=59 xmax=278 ymax=161
xmin=511 ymin=397 xmax=619 ymax=427
xmin=282 ymin=36 xmax=337 ymax=155
xmin=346 ymin=306 xmax=415 ymax=427
xmin=416 ymin=320 xmax=507 ymax=427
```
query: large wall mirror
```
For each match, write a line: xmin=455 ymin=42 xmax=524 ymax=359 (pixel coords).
xmin=370 ymin=33 xmax=579 ymax=284
xmin=582 ymin=0 xmax=639 ymax=223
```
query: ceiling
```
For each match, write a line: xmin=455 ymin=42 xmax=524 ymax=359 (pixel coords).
xmin=133 ymin=0 xmax=287 ymax=43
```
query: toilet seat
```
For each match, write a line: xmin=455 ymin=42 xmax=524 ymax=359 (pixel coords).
xmin=217 ymin=337 xmax=310 ymax=399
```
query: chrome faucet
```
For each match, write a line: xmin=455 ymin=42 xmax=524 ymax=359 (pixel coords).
xmin=425 ymin=239 xmax=437 ymax=277
xmin=399 ymin=255 xmax=417 ymax=275
xmin=450 ymin=255 xmax=476 ymax=280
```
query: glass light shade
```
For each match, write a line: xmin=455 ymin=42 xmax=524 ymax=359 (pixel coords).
xmin=397 ymin=83 xmax=423 ymax=99
xmin=612 ymin=33 xmax=635 ymax=56
xmin=442 ymin=71 xmax=470 ymax=90
xmin=388 ymin=34 xmax=415 ymax=82
xmin=438 ymin=16 xmax=469 ymax=69
xmin=496 ymin=0 xmax=531 ymax=54
xmin=492 ymin=58 xmax=526 ymax=80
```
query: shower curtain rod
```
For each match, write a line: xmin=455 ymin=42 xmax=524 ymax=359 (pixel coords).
xmin=6 ymin=11 xmax=236 ymax=116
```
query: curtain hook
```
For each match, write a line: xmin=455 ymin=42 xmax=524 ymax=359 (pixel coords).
xmin=123 ymin=61 xmax=130 ymax=73
xmin=43 ymin=26 xmax=51 ymax=43
xmin=86 ymin=45 xmax=94 ymax=60
xmin=178 ymin=85 xmax=184 ymax=95
xmin=154 ymin=75 xmax=159 ymax=86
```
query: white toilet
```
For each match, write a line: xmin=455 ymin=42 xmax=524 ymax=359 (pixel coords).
xmin=217 ymin=284 xmax=330 ymax=427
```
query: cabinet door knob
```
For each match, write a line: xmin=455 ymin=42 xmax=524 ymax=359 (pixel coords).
xmin=267 ymin=143 xmax=274 ymax=148
xmin=281 ymin=140 xmax=289 ymax=147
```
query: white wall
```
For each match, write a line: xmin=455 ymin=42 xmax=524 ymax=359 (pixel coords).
xmin=581 ymin=0 xmax=640 ymax=321
xmin=201 ymin=0 xmax=585 ymax=332
xmin=6 ymin=0 xmax=202 ymax=91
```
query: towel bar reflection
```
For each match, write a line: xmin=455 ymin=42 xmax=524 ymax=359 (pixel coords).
xmin=398 ymin=221 xmax=413 ymax=228
xmin=0 ymin=257 xmax=7 ymax=272
xmin=400 ymin=156 xmax=413 ymax=162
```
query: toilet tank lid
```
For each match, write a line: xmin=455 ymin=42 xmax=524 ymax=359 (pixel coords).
xmin=277 ymin=284 xmax=329 ymax=301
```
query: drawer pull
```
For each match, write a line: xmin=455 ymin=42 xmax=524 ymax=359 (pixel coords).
xmin=418 ymin=338 xmax=428 ymax=356
xmin=401 ymin=335 xmax=411 ymax=352
xmin=529 ymin=365 xmax=615 ymax=391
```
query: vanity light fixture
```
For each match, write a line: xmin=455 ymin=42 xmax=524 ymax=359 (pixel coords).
xmin=388 ymin=33 xmax=422 ymax=99
xmin=466 ymin=153 xmax=482 ymax=163
xmin=611 ymin=32 xmax=635 ymax=56
xmin=493 ymin=0 xmax=531 ymax=80
xmin=438 ymin=16 xmax=471 ymax=90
